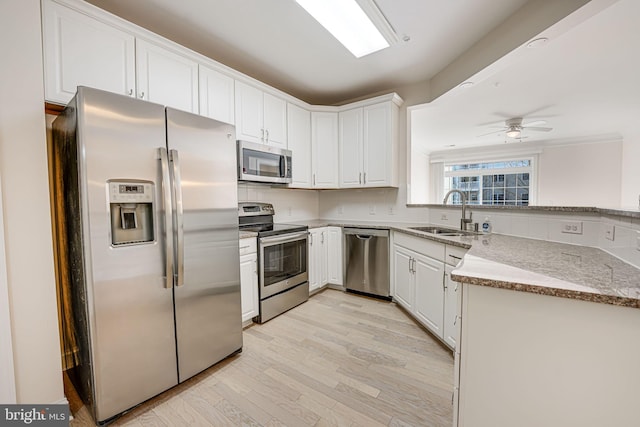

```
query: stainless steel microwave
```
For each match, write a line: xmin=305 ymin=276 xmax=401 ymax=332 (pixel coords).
xmin=237 ymin=140 xmax=292 ymax=184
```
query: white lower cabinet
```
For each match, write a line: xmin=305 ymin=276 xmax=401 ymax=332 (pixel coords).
xmin=308 ymin=228 xmax=327 ymax=293
xmin=414 ymin=253 xmax=445 ymax=338
xmin=239 ymin=237 xmax=258 ymax=324
xmin=327 ymin=226 xmax=343 ymax=285
xmin=309 ymin=226 xmax=343 ymax=293
xmin=392 ymin=231 xmax=466 ymax=349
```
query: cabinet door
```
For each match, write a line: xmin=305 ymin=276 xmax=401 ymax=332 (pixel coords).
xmin=320 ymin=230 xmax=328 ymax=287
xmin=311 ymin=112 xmax=339 ymax=188
xmin=308 ymin=229 xmax=321 ymax=292
xmin=239 ymin=252 xmax=258 ymax=323
xmin=198 ymin=65 xmax=234 ymax=124
xmin=363 ymin=102 xmax=393 ymax=187
xmin=263 ymin=93 xmax=287 ymax=148
xmin=235 ymin=81 xmax=264 ymax=144
xmin=443 ymin=264 xmax=459 ymax=349
xmin=327 ymin=227 xmax=343 ymax=285
xmin=414 ymin=254 xmax=445 ymax=338
xmin=393 ymin=246 xmax=414 ymax=311
xmin=42 ymin=0 xmax=135 ymax=104
xmin=287 ymin=103 xmax=312 ymax=188
xmin=339 ymin=108 xmax=363 ymax=188
xmin=136 ymin=39 xmax=198 ymax=113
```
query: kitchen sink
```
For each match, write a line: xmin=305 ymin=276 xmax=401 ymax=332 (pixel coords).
xmin=409 ymin=226 xmax=478 ymax=237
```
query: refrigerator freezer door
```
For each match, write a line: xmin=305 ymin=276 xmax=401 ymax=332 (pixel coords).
xmin=74 ymin=87 xmax=178 ymax=422
xmin=166 ymin=108 xmax=243 ymax=382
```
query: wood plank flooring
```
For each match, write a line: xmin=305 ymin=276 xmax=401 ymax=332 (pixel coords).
xmin=69 ymin=289 xmax=454 ymax=426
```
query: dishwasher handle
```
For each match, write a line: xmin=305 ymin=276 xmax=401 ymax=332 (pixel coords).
xmin=343 ymin=227 xmax=389 ymax=238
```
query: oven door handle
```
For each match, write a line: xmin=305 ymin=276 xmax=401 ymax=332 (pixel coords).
xmin=259 ymin=232 xmax=308 ymax=246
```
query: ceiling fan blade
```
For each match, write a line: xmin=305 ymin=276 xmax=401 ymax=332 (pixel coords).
xmin=524 ymin=126 xmax=552 ymax=132
xmin=476 ymin=129 xmax=505 ymax=137
xmin=522 ymin=120 xmax=547 ymax=127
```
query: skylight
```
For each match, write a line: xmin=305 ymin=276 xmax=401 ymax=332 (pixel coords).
xmin=295 ymin=0 xmax=391 ymax=58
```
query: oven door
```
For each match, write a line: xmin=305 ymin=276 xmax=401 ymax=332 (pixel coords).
xmin=259 ymin=232 xmax=308 ymax=299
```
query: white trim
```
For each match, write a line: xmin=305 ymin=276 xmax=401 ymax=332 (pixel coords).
xmin=0 ymin=173 xmax=17 ymax=404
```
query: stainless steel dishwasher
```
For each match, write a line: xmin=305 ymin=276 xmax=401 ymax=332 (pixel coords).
xmin=343 ymin=228 xmax=390 ymax=299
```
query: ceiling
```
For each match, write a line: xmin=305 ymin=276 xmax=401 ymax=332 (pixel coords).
xmin=411 ymin=0 xmax=640 ymax=154
xmin=83 ymin=0 xmax=533 ymax=105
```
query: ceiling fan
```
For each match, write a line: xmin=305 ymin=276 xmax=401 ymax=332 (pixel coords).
xmin=477 ymin=117 xmax=553 ymax=139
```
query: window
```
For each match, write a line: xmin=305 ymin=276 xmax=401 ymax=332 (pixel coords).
xmin=444 ymin=159 xmax=533 ymax=206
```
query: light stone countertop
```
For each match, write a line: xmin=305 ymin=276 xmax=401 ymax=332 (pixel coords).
xmin=285 ymin=219 xmax=640 ymax=308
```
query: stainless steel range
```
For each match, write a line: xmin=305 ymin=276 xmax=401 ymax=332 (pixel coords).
xmin=239 ymin=203 xmax=308 ymax=323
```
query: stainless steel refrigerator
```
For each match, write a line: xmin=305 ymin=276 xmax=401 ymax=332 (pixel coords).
xmin=52 ymin=87 xmax=242 ymax=424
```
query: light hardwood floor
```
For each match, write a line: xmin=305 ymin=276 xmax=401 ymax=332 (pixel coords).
xmin=70 ymin=289 xmax=454 ymax=426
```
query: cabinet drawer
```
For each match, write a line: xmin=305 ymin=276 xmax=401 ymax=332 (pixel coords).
xmin=393 ymin=232 xmax=444 ymax=261
xmin=445 ymin=245 xmax=468 ymax=266
xmin=239 ymin=237 xmax=257 ymax=255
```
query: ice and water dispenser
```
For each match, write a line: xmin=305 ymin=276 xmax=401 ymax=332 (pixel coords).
xmin=108 ymin=180 xmax=154 ymax=246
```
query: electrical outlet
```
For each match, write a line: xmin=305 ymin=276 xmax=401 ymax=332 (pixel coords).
xmin=603 ymin=224 xmax=615 ymax=241
xmin=369 ymin=205 xmax=376 ymax=215
xmin=388 ymin=205 xmax=395 ymax=215
xmin=561 ymin=220 xmax=583 ymax=235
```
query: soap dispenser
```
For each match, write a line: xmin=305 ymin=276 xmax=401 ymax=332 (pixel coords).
xmin=482 ymin=217 xmax=492 ymax=233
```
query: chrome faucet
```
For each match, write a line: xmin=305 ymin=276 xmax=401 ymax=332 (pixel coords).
xmin=443 ymin=189 xmax=472 ymax=230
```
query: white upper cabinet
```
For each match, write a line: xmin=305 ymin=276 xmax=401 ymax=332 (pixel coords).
xmin=42 ymin=0 xmax=136 ymax=104
xmin=287 ymin=103 xmax=312 ymax=188
xmin=311 ymin=111 xmax=339 ymax=188
xmin=235 ymin=81 xmax=287 ymax=148
xmin=337 ymin=98 xmax=400 ymax=188
xmin=263 ymin=93 xmax=287 ymax=147
xmin=198 ymin=65 xmax=234 ymax=124
xmin=135 ymin=38 xmax=199 ymax=113
xmin=338 ymin=108 xmax=364 ymax=188
xmin=364 ymin=102 xmax=397 ymax=187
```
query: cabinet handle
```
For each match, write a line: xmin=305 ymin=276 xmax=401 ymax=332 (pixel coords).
xmin=455 ymin=282 xmax=459 ymax=292
xmin=310 ymin=234 xmax=313 ymax=245
xmin=321 ymin=232 xmax=324 ymax=244
xmin=359 ymin=172 xmax=362 ymax=185
xmin=261 ymin=128 xmax=265 ymax=141
xmin=128 ymin=89 xmax=133 ymax=96
xmin=313 ymin=173 xmax=316 ymax=186
xmin=265 ymin=129 xmax=269 ymax=142
xmin=363 ymin=172 xmax=367 ymax=184
xmin=408 ymin=257 xmax=412 ymax=273
xmin=454 ymin=315 xmax=459 ymax=326
xmin=139 ymin=91 xmax=145 ymax=99
xmin=254 ymin=260 xmax=257 ymax=274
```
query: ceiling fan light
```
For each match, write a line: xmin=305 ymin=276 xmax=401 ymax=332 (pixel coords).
xmin=506 ymin=128 xmax=521 ymax=138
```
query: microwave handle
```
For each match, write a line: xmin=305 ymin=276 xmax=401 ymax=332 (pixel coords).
xmin=280 ymin=154 xmax=286 ymax=178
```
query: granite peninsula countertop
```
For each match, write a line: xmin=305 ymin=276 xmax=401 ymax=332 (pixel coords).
xmin=285 ymin=219 xmax=640 ymax=308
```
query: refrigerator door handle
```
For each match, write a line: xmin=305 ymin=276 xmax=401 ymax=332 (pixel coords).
xmin=169 ymin=149 xmax=185 ymax=287
xmin=159 ymin=147 xmax=174 ymax=289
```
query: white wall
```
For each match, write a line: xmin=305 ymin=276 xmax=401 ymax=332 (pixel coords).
xmin=621 ymin=131 xmax=640 ymax=208
xmin=537 ymin=140 xmax=622 ymax=207
xmin=0 ymin=0 xmax=64 ymax=404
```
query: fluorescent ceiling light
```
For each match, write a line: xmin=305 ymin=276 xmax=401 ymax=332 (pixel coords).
xmin=296 ymin=0 xmax=391 ymax=58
